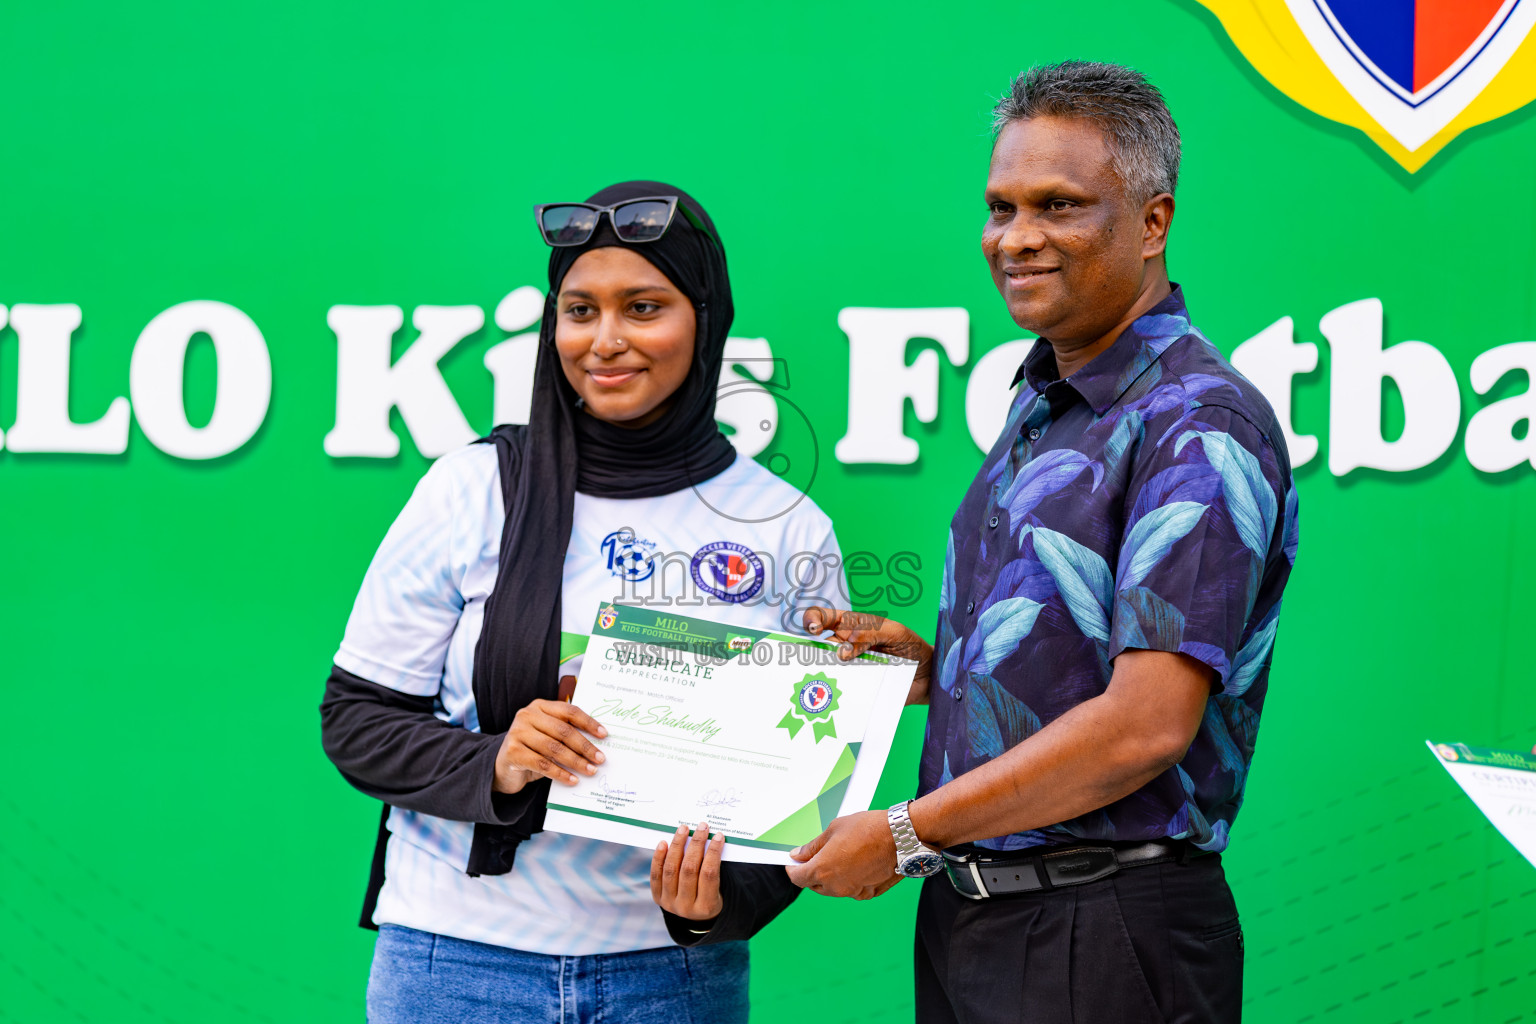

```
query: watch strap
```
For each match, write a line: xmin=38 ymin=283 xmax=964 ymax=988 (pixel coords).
xmin=888 ymin=800 xmax=925 ymax=862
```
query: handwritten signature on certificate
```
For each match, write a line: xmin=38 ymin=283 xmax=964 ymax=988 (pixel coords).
xmin=593 ymin=775 xmax=652 ymax=810
xmin=697 ymin=788 xmax=744 ymax=812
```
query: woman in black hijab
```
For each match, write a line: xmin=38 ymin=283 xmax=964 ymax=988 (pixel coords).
xmin=321 ymin=181 xmax=845 ymax=1022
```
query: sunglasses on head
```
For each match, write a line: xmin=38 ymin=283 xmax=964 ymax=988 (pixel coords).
xmin=533 ymin=195 xmax=717 ymax=248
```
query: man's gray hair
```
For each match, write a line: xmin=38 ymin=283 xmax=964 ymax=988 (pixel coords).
xmin=993 ymin=60 xmax=1181 ymax=200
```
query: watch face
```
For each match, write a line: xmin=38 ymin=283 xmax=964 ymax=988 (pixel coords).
xmin=899 ymin=851 xmax=946 ymax=878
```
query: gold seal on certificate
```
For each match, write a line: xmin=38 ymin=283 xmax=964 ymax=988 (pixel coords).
xmin=543 ymin=604 xmax=916 ymax=864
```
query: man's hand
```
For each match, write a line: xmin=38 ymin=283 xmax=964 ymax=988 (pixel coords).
xmin=784 ymin=810 xmax=903 ymax=899
xmin=803 ymin=607 xmax=934 ymax=706
xmin=493 ymin=696 xmax=608 ymax=794
xmin=651 ymin=821 xmax=725 ymax=921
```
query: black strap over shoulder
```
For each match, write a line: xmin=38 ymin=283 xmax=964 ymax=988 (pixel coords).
xmin=485 ymin=423 xmax=524 ymax=503
xmin=464 ymin=424 xmax=554 ymax=877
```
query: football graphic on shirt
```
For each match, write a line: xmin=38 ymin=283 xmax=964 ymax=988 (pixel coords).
xmin=601 ymin=529 xmax=657 ymax=583
xmin=690 ymin=541 xmax=765 ymax=603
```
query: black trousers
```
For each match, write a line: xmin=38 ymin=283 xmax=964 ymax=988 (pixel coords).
xmin=915 ymin=853 xmax=1243 ymax=1024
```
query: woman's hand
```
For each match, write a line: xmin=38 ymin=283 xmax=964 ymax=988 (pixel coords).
xmin=803 ymin=607 xmax=935 ymax=706
xmin=493 ymin=696 xmax=608 ymax=794
xmin=650 ymin=821 xmax=725 ymax=922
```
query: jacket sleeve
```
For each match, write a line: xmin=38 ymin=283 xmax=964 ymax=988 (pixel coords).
xmin=319 ymin=662 xmax=541 ymax=826
xmin=661 ymin=862 xmax=803 ymax=946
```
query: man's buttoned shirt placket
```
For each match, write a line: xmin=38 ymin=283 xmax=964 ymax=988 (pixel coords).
xmin=951 ymin=381 xmax=1067 ymax=707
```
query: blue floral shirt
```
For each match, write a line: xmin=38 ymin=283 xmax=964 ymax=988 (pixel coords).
xmin=919 ymin=286 xmax=1297 ymax=853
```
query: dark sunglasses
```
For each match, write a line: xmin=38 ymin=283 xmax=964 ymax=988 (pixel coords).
xmin=533 ymin=195 xmax=717 ymax=249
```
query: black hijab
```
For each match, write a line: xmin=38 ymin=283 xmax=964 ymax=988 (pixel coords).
xmin=466 ymin=180 xmax=737 ymax=875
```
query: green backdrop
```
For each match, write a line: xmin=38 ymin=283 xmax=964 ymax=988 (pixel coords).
xmin=3 ymin=2 xmax=1534 ymax=1021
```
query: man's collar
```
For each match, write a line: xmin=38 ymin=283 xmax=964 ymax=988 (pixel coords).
xmin=1012 ymin=285 xmax=1193 ymax=415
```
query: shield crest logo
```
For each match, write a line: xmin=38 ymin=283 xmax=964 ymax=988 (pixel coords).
xmin=689 ymin=541 xmax=766 ymax=604
xmin=1198 ymin=0 xmax=1536 ymax=170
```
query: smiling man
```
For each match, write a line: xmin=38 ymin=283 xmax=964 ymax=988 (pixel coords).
xmin=785 ymin=62 xmax=1299 ymax=1023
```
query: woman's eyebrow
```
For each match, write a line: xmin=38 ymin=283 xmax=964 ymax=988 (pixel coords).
xmin=559 ymin=286 xmax=670 ymax=301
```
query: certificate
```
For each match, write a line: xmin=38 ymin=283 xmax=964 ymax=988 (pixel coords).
xmin=543 ymin=603 xmax=916 ymax=864
xmin=1428 ymin=740 xmax=1536 ymax=869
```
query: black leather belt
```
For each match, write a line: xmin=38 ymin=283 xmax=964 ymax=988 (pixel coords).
xmin=943 ymin=839 xmax=1203 ymax=900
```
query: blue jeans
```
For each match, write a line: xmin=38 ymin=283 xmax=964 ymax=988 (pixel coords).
xmin=366 ymin=925 xmax=750 ymax=1024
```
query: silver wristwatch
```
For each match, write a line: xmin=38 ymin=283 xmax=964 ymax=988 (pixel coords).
xmin=889 ymin=800 xmax=944 ymax=878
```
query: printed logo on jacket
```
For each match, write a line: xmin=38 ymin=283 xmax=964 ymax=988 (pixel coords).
xmin=1198 ymin=0 xmax=1536 ymax=170
xmin=602 ymin=529 xmax=657 ymax=583
xmin=691 ymin=541 xmax=765 ymax=603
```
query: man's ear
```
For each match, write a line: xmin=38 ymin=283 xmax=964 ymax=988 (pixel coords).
xmin=1141 ymin=193 xmax=1175 ymax=260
